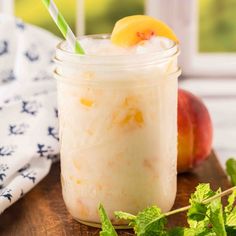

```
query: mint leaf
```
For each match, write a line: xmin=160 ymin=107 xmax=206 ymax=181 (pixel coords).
xmin=190 ymin=184 xmax=215 ymax=203
xmin=114 ymin=211 xmax=136 ymax=221
xmin=132 ymin=206 xmax=167 ymax=236
xmin=167 ymin=227 xmax=185 ymax=236
xmin=226 ymin=158 xmax=236 ymax=186
xmin=187 ymin=183 xmax=214 ymax=229
xmin=98 ymin=204 xmax=118 ymax=236
xmin=144 ymin=215 xmax=167 ymax=236
xmin=187 ymin=218 xmax=208 ymax=229
xmin=187 ymin=184 xmax=228 ymax=236
xmin=225 ymin=208 xmax=236 ymax=227
xmin=225 ymin=189 xmax=236 ymax=214
xmin=208 ymin=190 xmax=227 ymax=236
xmin=187 ymin=202 xmax=207 ymax=221
xmin=168 ymin=227 xmax=216 ymax=236
xmin=224 ymin=189 xmax=236 ymax=228
xmin=224 ymin=189 xmax=236 ymax=231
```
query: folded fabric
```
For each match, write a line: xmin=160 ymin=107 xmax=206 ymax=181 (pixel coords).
xmin=0 ymin=14 xmax=60 ymax=214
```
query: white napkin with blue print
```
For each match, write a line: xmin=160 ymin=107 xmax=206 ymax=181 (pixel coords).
xmin=0 ymin=14 xmax=60 ymax=214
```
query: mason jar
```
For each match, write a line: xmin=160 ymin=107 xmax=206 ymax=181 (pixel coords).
xmin=54 ymin=35 xmax=180 ymax=227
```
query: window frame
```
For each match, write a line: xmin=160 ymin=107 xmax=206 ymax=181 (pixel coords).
xmin=0 ymin=0 xmax=14 ymax=15
xmin=145 ymin=0 xmax=236 ymax=77
xmin=76 ymin=0 xmax=85 ymax=35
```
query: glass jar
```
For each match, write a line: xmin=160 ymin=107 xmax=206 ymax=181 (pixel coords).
xmin=54 ymin=35 xmax=180 ymax=227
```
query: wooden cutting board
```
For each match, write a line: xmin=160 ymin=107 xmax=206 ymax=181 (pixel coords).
xmin=0 ymin=152 xmax=231 ymax=236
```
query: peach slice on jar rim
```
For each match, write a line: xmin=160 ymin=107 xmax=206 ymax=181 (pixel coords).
xmin=111 ymin=15 xmax=179 ymax=47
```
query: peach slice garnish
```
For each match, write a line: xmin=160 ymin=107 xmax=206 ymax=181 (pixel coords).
xmin=111 ymin=15 xmax=179 ymax=47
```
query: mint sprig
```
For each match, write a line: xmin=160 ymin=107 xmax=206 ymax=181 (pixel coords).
xmin=99 ymin=158 xmax=236 ymax=235
xmin=116 ymin=206 xmax=167 ymax=236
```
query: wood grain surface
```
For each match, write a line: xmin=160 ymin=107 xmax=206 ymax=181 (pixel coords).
xmin=0 ymin=152 xmax=231 ymax=236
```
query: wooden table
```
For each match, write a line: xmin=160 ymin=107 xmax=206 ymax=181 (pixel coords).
xmin=0 ymin=152 xmax=231 ymax=236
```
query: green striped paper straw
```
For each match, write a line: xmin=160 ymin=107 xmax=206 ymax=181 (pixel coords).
xmin=42 ymin=0 xmax=85 ymax=54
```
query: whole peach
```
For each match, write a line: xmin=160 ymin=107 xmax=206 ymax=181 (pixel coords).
xmin=177 ymin=89 xmax=213 ymax=173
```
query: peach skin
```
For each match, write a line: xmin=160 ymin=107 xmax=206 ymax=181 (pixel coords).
xmin=177 ymin=89 xmax=213 ymax=173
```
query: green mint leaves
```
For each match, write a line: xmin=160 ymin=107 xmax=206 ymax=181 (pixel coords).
xmin=209 ymin=190 xmax=227 ymax=236
xmin=187 ymin=183 xmax=214 ymax=223
xmin=226 ymin=158 xmax=236 ymax=186
xmin=187 ymin=185 xmax=227 ymax=235
xmin=99 ymin=185 xmax=236 ymax=236
xmin=98 ymin=158 xmax=236 ymax=235
xmin=224 ymin=189 xmax=236 ymax=235
xmin=98 ymin=204 xmax=118 ymax=236
xmin=116 ymin=206 xmax=167 ymax=236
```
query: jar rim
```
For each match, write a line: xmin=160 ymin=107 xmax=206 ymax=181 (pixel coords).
xmin=55 ymin=34 xmax=180 ymax=66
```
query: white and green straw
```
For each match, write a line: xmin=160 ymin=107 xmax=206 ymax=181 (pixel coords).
xmin=42 ymin=0 xmax=85 ymax=54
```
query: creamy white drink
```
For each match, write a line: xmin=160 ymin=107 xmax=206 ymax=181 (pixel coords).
xmin=55 ymin=35 xmax=180 ymax=226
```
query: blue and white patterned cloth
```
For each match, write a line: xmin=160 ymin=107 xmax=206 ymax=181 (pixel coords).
xmin=0 ymin=14 xmax=60 ymax=214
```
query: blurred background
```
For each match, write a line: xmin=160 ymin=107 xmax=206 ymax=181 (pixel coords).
xmin=14 ymin=0 xmax=236 ymax=52
xmin=199 ymin=0 xmax=236 ymax=52
xmin=15 ymin=0 xmax=144 ymax=37
xmin=0 ymin=0 xmax=236 ymax=166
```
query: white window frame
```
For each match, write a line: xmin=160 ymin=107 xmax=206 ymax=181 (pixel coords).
xmin=76 ymin=0 xmax=85 ymax=35
xmin=0 ymin=0 xmax=14 ymax=15
xmin=146 ymin=0 xmax=236 ymax=77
